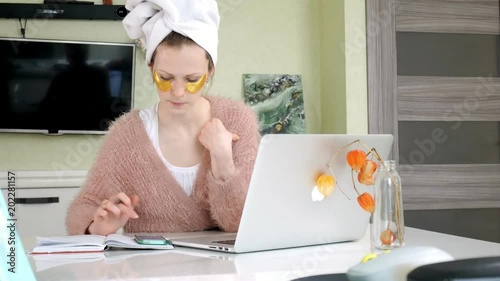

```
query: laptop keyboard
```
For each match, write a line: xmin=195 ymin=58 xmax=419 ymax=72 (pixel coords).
xmin=211 ymin=239 xmax=236 ymax=245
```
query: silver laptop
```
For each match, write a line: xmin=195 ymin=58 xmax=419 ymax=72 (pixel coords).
xmin=170 ymin=134 xmax=394 ymax=253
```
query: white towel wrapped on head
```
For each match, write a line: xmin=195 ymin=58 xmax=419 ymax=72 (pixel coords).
xmin=122 ymin=0 xmax=220 ymax=65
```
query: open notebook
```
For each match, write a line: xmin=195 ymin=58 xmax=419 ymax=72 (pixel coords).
xmin=31 ymin=234 xmax=174 ymax=254
xmin=31 ymin=249 xmax=172 ymax=272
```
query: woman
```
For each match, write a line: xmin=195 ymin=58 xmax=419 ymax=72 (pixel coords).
xmin=65 ymin=0 xmax=261 ymax=236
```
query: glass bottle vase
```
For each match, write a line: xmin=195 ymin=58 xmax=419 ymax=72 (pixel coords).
xmin=371 ymin=160 xmax=405 ymax=250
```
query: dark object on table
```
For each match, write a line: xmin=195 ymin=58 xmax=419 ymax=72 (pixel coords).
xmin=407 ymin=257 xmax=500 ymax=281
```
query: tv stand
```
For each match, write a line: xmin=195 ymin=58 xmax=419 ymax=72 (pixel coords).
xmin=0 ymin=3 xmax=128 ymax=20
xmin=44 ymin=0 xmax=95 ymax=4
xmin=45 ymin=132 xmax=64 ymax=136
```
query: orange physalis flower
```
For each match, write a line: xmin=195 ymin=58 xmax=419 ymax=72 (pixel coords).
xmin=380 ymin=229 xmax=395 ymax=245
xmin=346 ymin=150 xmax=367 ymax=172
xmin=357 ymin=192 xmax=374 ymax=213
xmin=316 ymin=174 xmax=335 ymax=197
xmin=358 ymin=173 xmax=375 ymax=185
xmin=358 ymin=160 xmax=377 ymax=185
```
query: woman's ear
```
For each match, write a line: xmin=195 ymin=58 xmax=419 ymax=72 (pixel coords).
xmin=208 ymin=67 xmax=215 ymax=80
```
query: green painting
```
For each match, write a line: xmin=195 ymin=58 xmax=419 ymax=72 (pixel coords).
xmin=243 ymin=74 xmax=306 ymax=135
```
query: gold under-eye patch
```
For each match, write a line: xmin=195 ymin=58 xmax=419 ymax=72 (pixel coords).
xmin=185 ymin=74 xmax=207 ymax=93
xmin=153 ymin=70 xmax=207 ymax=94
xmin=153 ymin=70 xmax=172 ymax=92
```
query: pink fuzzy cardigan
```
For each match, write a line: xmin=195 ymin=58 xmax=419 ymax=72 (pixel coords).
xmin=65 ymin=96 xmax=261 ymax=234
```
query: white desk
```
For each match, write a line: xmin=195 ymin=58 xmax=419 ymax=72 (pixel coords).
xmin=27 ymin=227 xmax=500 ymax=281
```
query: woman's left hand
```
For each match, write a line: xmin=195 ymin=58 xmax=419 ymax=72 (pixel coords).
xmin=199 ymin=118 xmax=240 ymax=181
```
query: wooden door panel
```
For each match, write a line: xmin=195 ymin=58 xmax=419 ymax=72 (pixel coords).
xmin=396 ymin=0 xmax=500 ymax=34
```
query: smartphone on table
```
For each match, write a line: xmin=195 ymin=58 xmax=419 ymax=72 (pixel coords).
xmin=134 ymin=234 xmax=171 ymax=245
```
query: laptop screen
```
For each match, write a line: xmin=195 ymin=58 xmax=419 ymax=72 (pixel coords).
xmin=0 ymin=186 xmax=36 ymax=281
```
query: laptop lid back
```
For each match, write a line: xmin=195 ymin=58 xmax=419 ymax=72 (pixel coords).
xmin=233 ymin=134 xmax=394 ymax=253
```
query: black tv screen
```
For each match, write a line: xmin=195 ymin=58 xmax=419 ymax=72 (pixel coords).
xmin=0 ymin=38 xmax=135 ymax=134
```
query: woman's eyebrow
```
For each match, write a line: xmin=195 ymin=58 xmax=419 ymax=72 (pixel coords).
xmin=156 ymin=70 xmax=203 ymax=77
xmin=156 ymin=70 xmax=172 ymax=76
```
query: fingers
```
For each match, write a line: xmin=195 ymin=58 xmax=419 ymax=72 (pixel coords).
xmin=130 ymin=194 xmax=140 ymax=207
xmin=117 ymin=204 xmax=139 ymax=219
xmin=110 ymin=192 xmax=139 ymax=218
xmin=101 ymin=199 xmax=122 ymax=217
xmin=110 ymin=192 xmax=131 ymax=207
xmin=98 ymin=193 xmax=139 ymax=219
xmin=96 ymin=207 xmax=108 ymax=218
xmin=204 ymin=118 xmax=239 ymax=141
xmin=209 ymin=117 xmax=220 ymax=125
xmin=98 ymin=200 xmax=138 ymax=219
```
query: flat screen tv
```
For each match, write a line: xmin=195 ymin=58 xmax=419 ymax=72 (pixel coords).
xmin=0 ymin=37 xmax=135 ymax=135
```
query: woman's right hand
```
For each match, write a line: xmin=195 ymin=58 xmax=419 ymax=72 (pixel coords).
xmin=87 ymin=192 xmax=140 ymax=235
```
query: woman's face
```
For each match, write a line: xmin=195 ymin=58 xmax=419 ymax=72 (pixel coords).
xmin=152 ymin=43 xmax=212 ymax=113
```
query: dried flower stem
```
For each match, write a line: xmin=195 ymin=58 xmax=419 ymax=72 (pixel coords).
xmin=386 ymin=211 xmax=392 ymax=230
xmin=351 ymin=169 xmax=361 ymax=195
xmin=327 ymin=140 xmax=360 ymax=166
xmin=327 ymin=165 xmax=351 ymax=200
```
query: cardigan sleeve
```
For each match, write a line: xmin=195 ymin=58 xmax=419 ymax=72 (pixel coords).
xmin=205 ymin=103 xmax=261 ymax=232
xmin=65 ymin=114 xmax=135 ymax=235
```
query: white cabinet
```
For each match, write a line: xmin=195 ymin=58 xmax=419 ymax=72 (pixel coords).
xmin=1 ymin=187 xmax=80 ymax=250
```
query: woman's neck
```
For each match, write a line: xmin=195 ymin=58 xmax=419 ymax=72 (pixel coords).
xmin=157 ymin=97 xmax=211 ymax=135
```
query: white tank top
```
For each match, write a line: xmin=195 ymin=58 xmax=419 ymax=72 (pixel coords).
xmin=138 ymin=103 xmax=199 ymax=196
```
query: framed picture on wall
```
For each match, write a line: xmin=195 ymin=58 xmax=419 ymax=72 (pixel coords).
xmin=243 ymin=74 xmax=306 ymax=135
